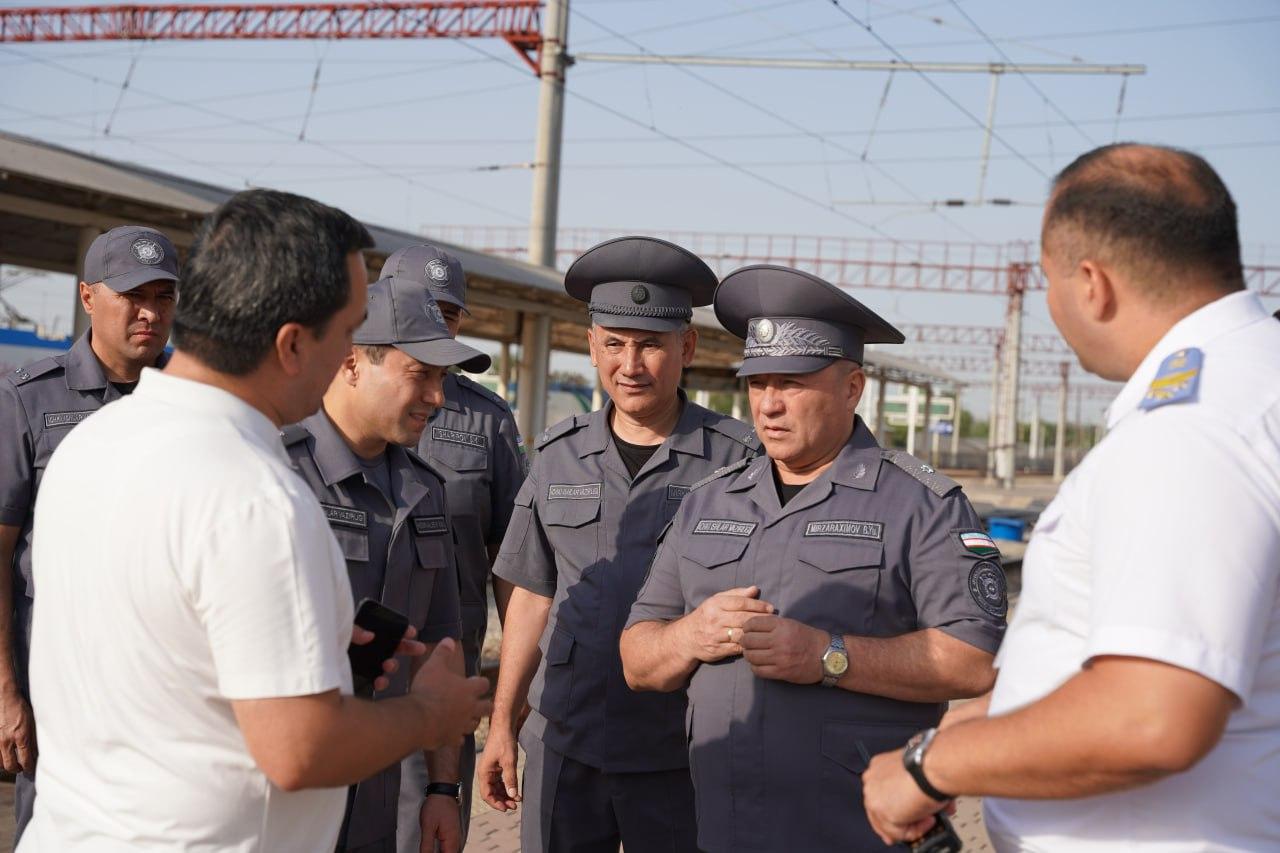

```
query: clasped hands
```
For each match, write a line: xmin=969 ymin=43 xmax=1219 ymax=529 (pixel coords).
xmin=682 ymin=585 xmax=830 ymax=685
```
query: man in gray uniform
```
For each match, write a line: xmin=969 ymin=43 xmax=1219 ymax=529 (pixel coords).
xmin=0 ymin=225 xmax=178 ymax=845
xmin=283 ymin=275 xmax=492 ymax=853
xmin=382 ymin=245 xmax=526 ymax=853
xmin=478 ymin=237 xmax=759 ymax=852
xmin=620 ymin=265 xmax=1006 ymax=853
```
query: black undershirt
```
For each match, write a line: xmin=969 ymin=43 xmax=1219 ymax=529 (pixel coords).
xmin=612 ymin=432 xmax=661 ymax=479
xmin=772 ymin=465 xmax=807 ymax=506
xmin=110 ymin=381 xmax=138 ymax=396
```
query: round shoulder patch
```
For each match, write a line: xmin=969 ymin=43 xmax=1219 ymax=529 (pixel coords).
xmin=131 ymin=237 xmax=164 ymax=265
xmin=968 ymin=560 xmax=1007 ymax=618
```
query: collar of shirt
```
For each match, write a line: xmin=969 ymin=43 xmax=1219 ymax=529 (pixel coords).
xmin=134 ymin=367 xmax=287 ymax=463
xmin=303 ymin=407 xmax=416 ymax=493
xmin=65 ymin=330 xmax=172 ymax=393
xmin=1105 ymin=290 xmax=1269 ymax=429
xmin=577 ymin=388 xmax=708 ymax=462
xmin=435 ymin=372 xmax=464 ymax=415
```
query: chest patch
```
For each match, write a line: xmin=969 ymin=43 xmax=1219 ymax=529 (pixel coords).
xmin=1140 ymin=348 xmax=1203 ymax=411
xmin=412 ymin=515 xmax=447 ymax=535
xmin=693 ymin=519 xmax=757 ymax=537
xmin=431 ymin=426 xmax=488 ymax=450
xmin=804 ymin=520 xmax=883 ymax=541
xmin=43 ymin=411 xmax=94 ymax=429
xmin=548 ymin=483 xmax=602 ymax=501
xmin=666 ymin=484 xmax=691 ymax=502
xmin=321 ymin=503 xmax=368 ymax=530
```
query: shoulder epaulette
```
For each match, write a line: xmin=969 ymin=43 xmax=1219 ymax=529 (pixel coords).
xmin=455 ymin=374 xmax=515 ymax=413
xmin=704 ymin=412 xmax=762 ymax=454
xmin=279 ymin=423 xmax=311 ymax=446
xmin=689 ymin=456 xmax=752 ymax=493
xmin=7 ymin=357 xmax=62 ymax=387
xmin=881 ymin=449 xmax=960 ymax=498
xmin=535 ymin=414 xmax=585 ymax=450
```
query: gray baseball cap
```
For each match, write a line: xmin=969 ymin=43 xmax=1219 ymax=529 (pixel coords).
xmin=565 ymin=236 xmax=717 ymax=333
xmin=379 ymin=244 xmax=469 ymax=313
xmin=354 ymin=276 xmax=491 ymax=373
xmin=83 ymin=225 xmax=180 ymax=293
xmin=715 ymin=265 xmax=904 ymax=377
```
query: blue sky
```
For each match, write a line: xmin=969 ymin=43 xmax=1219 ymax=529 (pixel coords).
xmin=3 ymin=0 xmax=1278 ymax=419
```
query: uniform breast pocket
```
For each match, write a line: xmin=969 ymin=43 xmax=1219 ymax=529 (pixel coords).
xmin=430 ymin=441 xmax=488 ymax=474
xmin=408 ymin=534 xmax=449 ymax=627
xmin=819 ymin=721 xmax=916 ymax=848
xmin=795 ymin=539 xmax=883 ymax=632
xmin=542 ymin=499 xmax=602 ymax=572
xmin=681 ymin=536 xmax=750 ymax=576
xmin=531 ymin=625 xmax=576 ymax=723
xmin=331 ymin=526 xmax=370 ymax=563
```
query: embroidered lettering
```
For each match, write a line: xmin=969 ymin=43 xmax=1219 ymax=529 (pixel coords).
xmin=43 ymin=411 xmax=93 ymax=428
xmin=548 ymin=483 xmax=602 ymax=501
xmin=667 ymin=484 xmax=691 ymax=502
xmin=413 ymin=515 xmax=448 ymax=535
xmin=804 ymin=520 xmax=883 ymax=540
xmin=322 ymin=503 xmax=368 ymax=529
xmin=431 ymin=426 xmax=488 ymax=450
xmin=693 ymin=519 xmax=757 ymax=537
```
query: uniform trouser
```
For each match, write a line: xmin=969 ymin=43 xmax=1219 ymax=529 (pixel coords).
xmin=520 ymin=736 xmax=699 ymax=853
xmin=395 ymin=734 xmax=475 ymax=853
xmin=13 ymin=767 xmax=34 ymax=846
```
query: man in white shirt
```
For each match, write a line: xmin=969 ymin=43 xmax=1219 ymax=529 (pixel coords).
xmin=861 ymin=143 xmax=1280 ymax=851
xmin=21 ymin=189 xmax=491 ymax=853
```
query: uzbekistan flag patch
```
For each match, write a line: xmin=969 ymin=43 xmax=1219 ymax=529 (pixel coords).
xmin=959 ymin=531 xmax=1000 ymax=557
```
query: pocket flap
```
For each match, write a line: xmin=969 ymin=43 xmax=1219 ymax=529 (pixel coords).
xmin=429 ymin=440 xmax=487 ymax=473
xmin=545 ymin=626 xmax=575 ymax=665
xmin=798 ymin=539 xmax=883 ymax=573
xmin=413 ymin=534 xmax=448 ymax=570
xmin=542 ymin=498 xmax=601 ymax=529
xmin=683 ymin=535 xmax=750 ymax=569
xmin=821 ymin=721 xmax=917 ymax=773
xmin=332 ymin=527 xmax=369 ymax=563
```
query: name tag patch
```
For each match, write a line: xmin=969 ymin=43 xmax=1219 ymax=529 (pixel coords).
xmin=413 ymin=515 xmax=448 ymax=536
xmin=804 ymin=520 xmax=883 ymax=540
xmin=322 ymin=503 xmax=368 ymax=530
xmin=431 ymin=426 xmax=488 ymax=450
xmin=667 ymin=484 xmax=691 ymax=502
xmin=43 ymin=411 xmax=93 ymax=428
xmin=548 ymin=483 xmax=602 ymax=501
xmin=693 ymin=519 xmax=757 ymax=537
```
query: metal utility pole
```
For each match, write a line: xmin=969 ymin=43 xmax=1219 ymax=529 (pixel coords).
xmin=949 ymin=387 xmax=962 ymax=467
xmin=922 ymin=383 xmax=934 ymax=466
xmin=985 ymin=341 xmax=1001 ymax=483
xmin=528 ymin=0 xmax=569 ymax=267
xmin=874 ymin=377 xmax=888 ymax=440
xmin=995 ymin=264 xmax=1028 ymax=489
xmin=976 ymin=72 xmax=1000 ymax=205
xmin=1029 ymin=393 xmax=1041 ymax=461
xmin=1053 ymin=362 xmax=1069 ymax=481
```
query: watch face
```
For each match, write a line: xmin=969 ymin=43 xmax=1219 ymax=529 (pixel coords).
xmin=823 ymin=650 xmax=849 ymax=677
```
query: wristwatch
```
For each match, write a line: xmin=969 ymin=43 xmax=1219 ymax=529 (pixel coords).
xmin=425 ymin=782 xmax=462 ymax=803
xmin=902 ymin=728 xmax=953 ymax=802
xmin=820 ymin=633 xmax=849 ymax=687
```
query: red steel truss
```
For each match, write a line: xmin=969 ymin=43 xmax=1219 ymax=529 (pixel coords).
xmin=0 ymin=1 xmax=543 ymax=70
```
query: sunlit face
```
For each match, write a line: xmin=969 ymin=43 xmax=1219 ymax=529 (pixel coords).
xmin=84 ymin=279 xmax=176 ymax=366
xmin=298 ymin=252 xmax=369 ymax=418
xmin=439 ymin=301 xmax=463 ymax=338
xmin=747 ymin=361 xmax=864 ymax=473
xmin=588 ymin=324 xmax=696 ymax=419
xmin=354 ymin=347 xmax=447 ymax=446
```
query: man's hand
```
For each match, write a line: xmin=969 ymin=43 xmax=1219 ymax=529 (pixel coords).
xmin=862 ymin=748 xmax=947 ymax=846
xmin=410 ymin=639 xmax=491 ymax=749
xmin=420 ymin=792 xmax=462 ymax=853
xmin=683 ymin=586 xmax=775 ymax=663
xmin=477 ymin=725 xmax=520 ymax=813
xmin=0 ymin=687 xmax=35 ymax=773
xmin=351 ymin=623 xmax=427 ymax=693
xmin=738 ymin=614 xmax=827 ymax=684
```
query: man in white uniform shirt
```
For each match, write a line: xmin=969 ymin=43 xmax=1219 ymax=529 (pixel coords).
xmin=22 ymin=189 xmax=490 ymax=852
xmin=861 ymin=143 xmax=1280 ymax=851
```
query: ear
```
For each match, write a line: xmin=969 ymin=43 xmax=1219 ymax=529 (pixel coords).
xmin=274 ymin=322 xmax=306 ymax=378
xmin=341 ymin=349 xmax=360 ymax=386
xmin=681 ymin=327 xmax=699 ymax=368
xmin=78 ymin=281 xmax=95 ymax=315
xmin=847 ymin=365 xmax=866 ymax=412
xmin=586 ymin=326 xmax=598 ymax=367
xmin=1076 ymin=259 xmax=1118 ymax=323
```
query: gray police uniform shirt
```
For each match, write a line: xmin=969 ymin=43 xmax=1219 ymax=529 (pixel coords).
xmin=417 ymin=372 xmax=525 ymax=675
xmin=627 ymin=418 xmax=1007 ymax=853
xmin=493 ymin=392 xmax=759 ymax=773
xmin=0 ymin=331 xmax=168 ymax=685
xmin=282 ymin=410 xmax=462 ymax=851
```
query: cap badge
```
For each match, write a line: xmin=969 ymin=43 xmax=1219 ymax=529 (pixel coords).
xmin=630 ymin=284 xmax=650 ymax=305
xmin=426 ymin=299 xmax=446 ymax=326
xmin=754 ymin=318 xmax=776 ymax=343
xmin=130 ymin=238 xmax=164 ymax=265
xmin=425 ymin=258 xmax=450 ymax=286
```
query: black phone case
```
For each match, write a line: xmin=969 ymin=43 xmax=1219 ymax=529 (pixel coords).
xmin=348 ymin=598 xmax=410 ymax=693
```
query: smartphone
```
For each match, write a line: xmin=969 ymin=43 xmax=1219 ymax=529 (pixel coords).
xmin=348 ymin=598 xmax=410 ymax=696
xmin=910 ymin=813 xmax=962 ymax=853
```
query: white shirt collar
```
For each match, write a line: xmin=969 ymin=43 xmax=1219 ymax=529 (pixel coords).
xmin=134 ymin=368 xmax=289 ymax=463
xmin=1106 ymin=290 xmax=1268 ymax=429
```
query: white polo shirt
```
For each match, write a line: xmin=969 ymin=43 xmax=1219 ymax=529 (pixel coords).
xmin=984 ymin=291 xmax=1280 ymax=852
xmin=21 ymin=369 xmax=355 ymax=853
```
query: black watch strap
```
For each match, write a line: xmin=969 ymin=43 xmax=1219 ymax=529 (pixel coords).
xmin=425 ymin=782 xmax=461 ymax=801
xmin=903 ymin=728 xmax=953 ymax=802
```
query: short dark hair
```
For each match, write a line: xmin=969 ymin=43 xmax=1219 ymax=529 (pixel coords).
xmin=1043 ymin=143 xmax=1244 ymax=296
xmin=174 ymin=189 xmax=374 ymax=375
xmin=357 ymin=344 xmax=390 ymax=365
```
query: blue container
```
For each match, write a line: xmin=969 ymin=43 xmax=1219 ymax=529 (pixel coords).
xmin=987 ymin=516 xmax=1026 ymax=542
